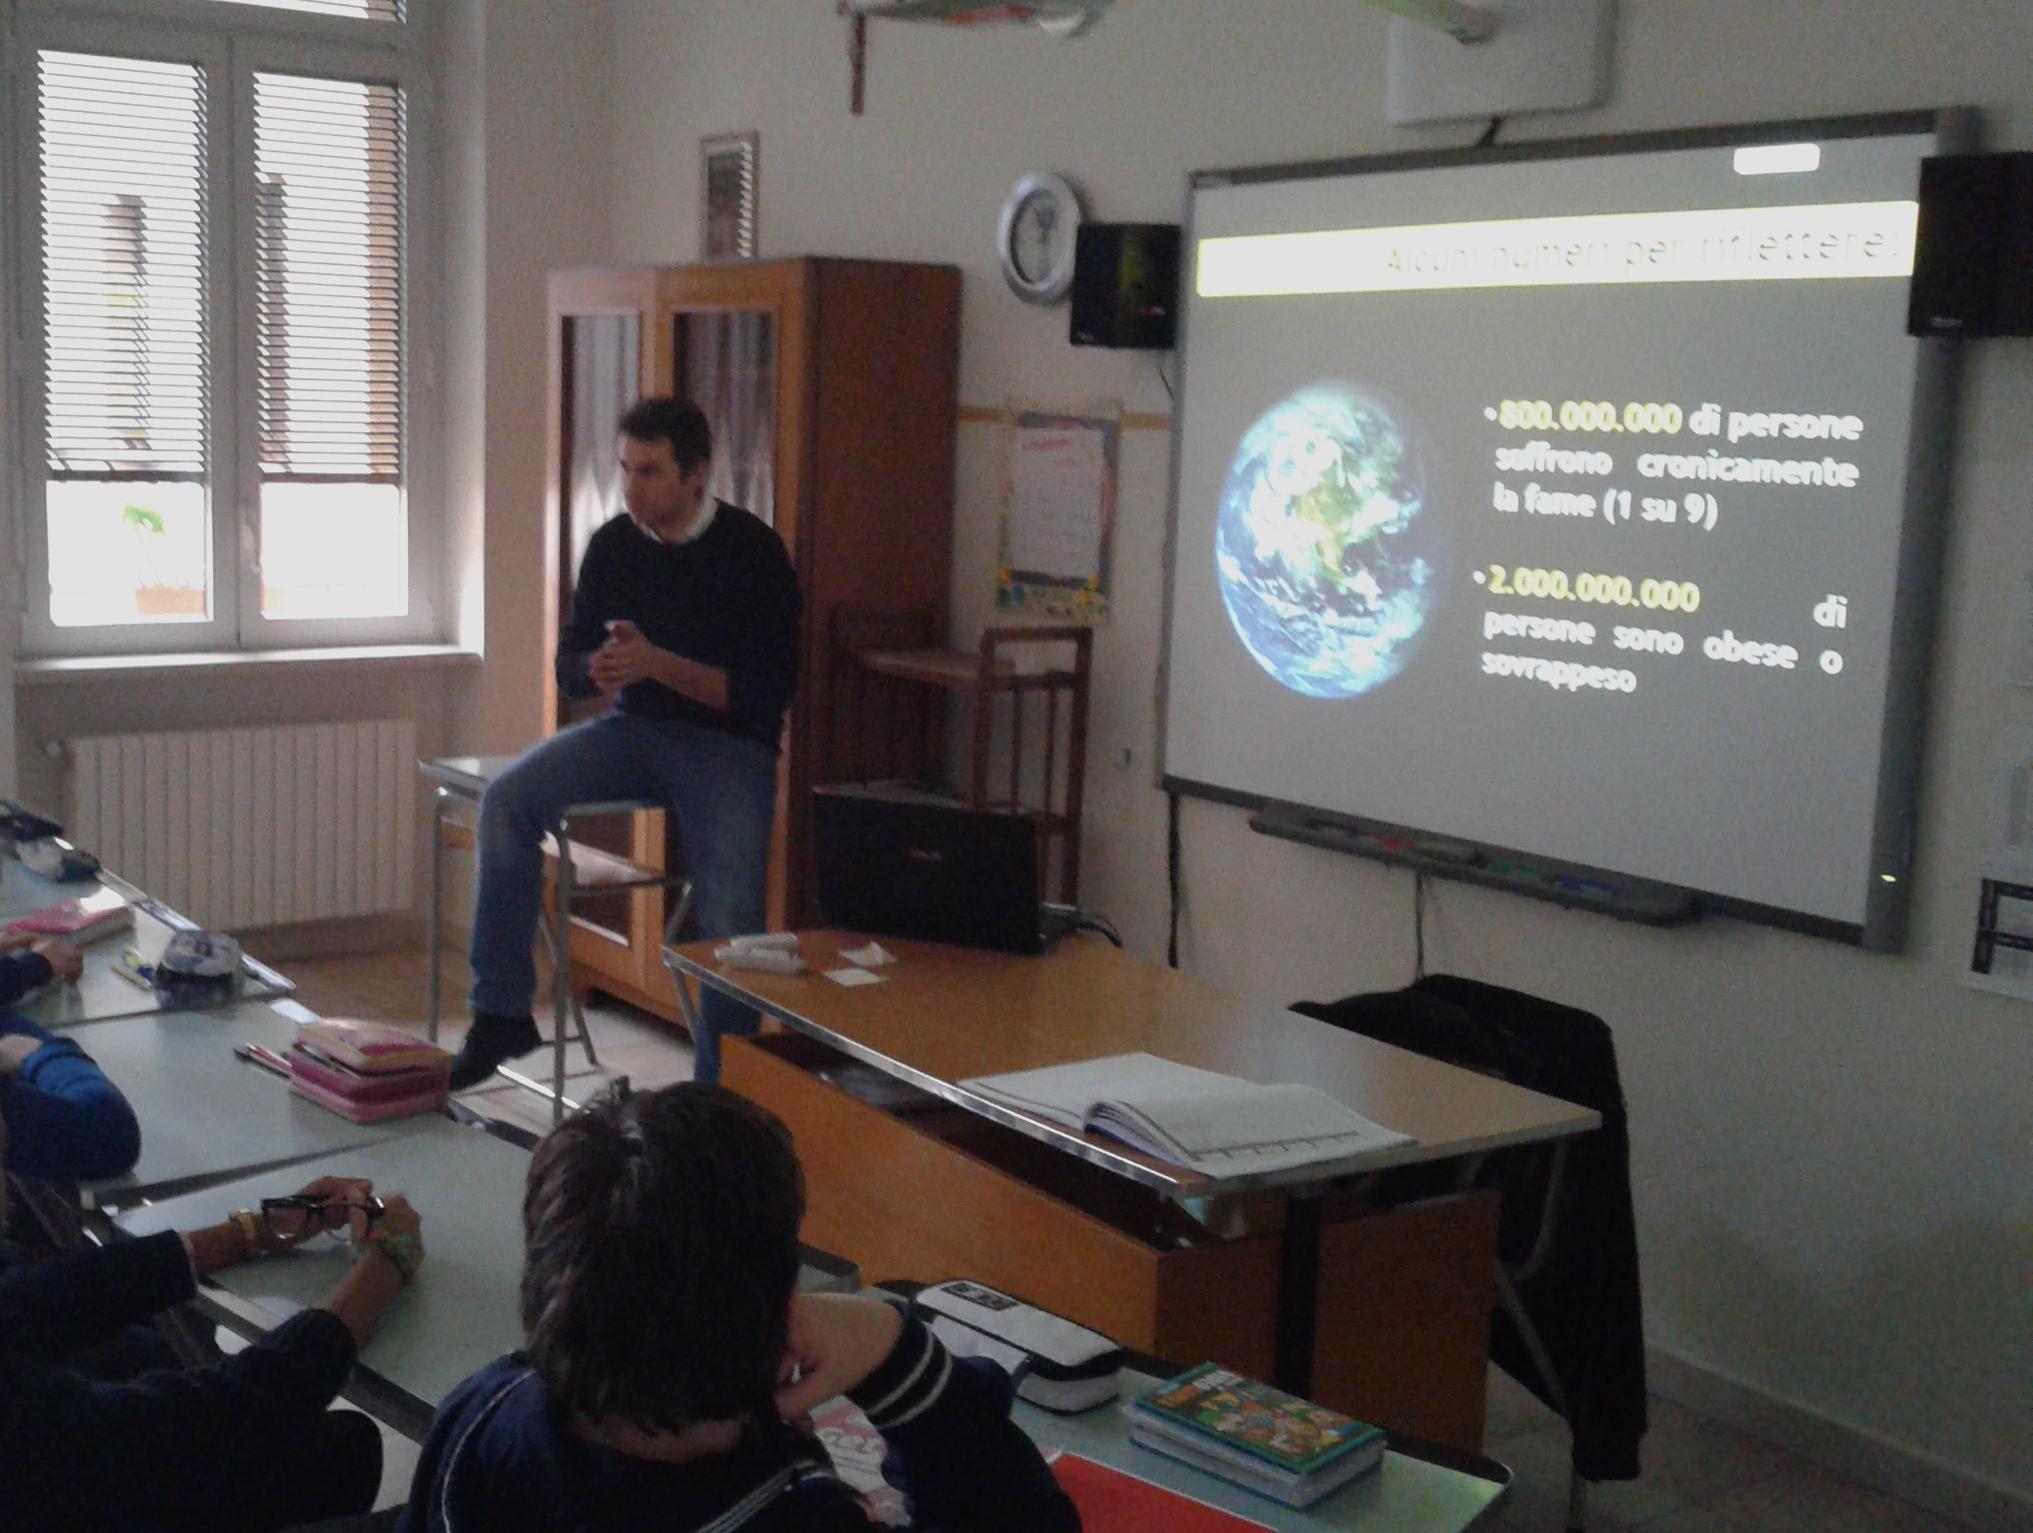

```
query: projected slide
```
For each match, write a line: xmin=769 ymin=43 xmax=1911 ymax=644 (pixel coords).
xmin=1162 ymin=120 xmax=1950 ymax=937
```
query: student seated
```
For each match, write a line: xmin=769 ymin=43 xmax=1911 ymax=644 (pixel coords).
xmin=0 ymin=930 xmax=83 ymax=1007
xmin=0 ymin=1103 xmax=424 ymax=1533
xmin=401 ymin=1083 xmax=1078 ymax=1533
xmin=0 ymin=936 xmax=140 ymax=1188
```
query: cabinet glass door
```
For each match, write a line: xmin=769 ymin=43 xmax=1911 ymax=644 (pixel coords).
xmin=557 ymin=310 xmax=643 ymax=943
xmin=561 ymin=312 xmax=641 ymax=603
xmin=673 ymin=310 xmax=776 ymax=525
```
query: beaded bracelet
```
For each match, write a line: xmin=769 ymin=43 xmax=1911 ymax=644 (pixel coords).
xmin=358 ymin=1231 xmax=417 ymax=1286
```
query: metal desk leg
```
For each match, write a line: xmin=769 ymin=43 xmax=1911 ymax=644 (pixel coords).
xmin=674 ymin=966 xmax=704 ymax=1063
xmin=499 ymin=816 xmax=586 ymax=1126
xmin=662 ymin=881 xmax=703 ymax=1065
xmin=531 ymin=921 xmax=599 ymax=1071
xmin=1273 ymin=1189 xmax=1325 ymax=1395
xmin=426 ymin=786 xmax=448 ymax=1046
xmin=551 ymin=813 xmax=574 ymax=1126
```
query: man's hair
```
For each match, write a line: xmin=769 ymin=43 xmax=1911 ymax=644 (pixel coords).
xmin=520 ymin=1082 xmax=805 ymax=1431
xmin=618 ymin=396 xmax=713 ymax=475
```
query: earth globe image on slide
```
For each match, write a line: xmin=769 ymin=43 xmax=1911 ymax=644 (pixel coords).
xmin=1216 ymin=385 xmax=1443 ymax=698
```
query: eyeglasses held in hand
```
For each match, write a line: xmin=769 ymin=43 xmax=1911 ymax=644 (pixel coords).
xmin=259 ymin=1194 xmax=386 ymax=1245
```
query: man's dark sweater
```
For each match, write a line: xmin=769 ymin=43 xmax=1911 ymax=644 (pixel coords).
xmin=0 ymin=1230 xmax=365 ymax=1531
xmin=398 ymin=1314 xmax=1079 ymax=1533
xmin=555 ymin=507 xmax=802 ymax=750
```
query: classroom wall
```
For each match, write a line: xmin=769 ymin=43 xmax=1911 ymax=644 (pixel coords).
xmin=595 ymin=0 xmax=2033 ymax=1518
xmin=442 ymin=0 xmax=616 ymax=761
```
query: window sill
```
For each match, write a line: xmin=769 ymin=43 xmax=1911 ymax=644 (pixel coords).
xmin=14 ymin=643 xmax=483 ymax=686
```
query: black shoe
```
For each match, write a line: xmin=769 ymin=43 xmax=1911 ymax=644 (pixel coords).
xmin=448 ymin=1013 xmax=542 ymax=1090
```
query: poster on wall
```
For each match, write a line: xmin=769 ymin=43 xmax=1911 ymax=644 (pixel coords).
xmin=700 ymin=131 xmax=758 ymax=261
xmin=995 ymin=401 xmax=1119 ymax=625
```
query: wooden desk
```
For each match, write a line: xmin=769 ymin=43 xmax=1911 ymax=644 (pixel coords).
xmin=665 ymin=932 xmax=1599 ymax=1452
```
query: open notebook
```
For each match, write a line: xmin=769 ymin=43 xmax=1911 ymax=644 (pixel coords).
xmin=959 ymin=1053 xmax=1413 ymax=1176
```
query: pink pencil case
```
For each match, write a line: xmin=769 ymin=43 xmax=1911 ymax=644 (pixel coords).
xmin=290 ymin=1069 xmax=448 ymax=1123
xmin=288 ymin=1045 xmax=447 ymax=1105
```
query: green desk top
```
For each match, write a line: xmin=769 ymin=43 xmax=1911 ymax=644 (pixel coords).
xmin=116 ymin=1114 xmax=533 ymax=1414
xmin=117 ymin=1115 xmax=867 ymax=1433
xmin=20 ymin=904 xmax=291 ymax=1033
xmin=1015 ymin=1376 xmax=1509 ymax=1532
xmin=0 ymin=859 xmax=97 ymax=921
xmin=71 ymin=1000 xmax=424 ymax=1201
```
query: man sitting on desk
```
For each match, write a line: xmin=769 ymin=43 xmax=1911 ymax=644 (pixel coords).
xmin=451 ymin=397 xmax=802 ymax=1090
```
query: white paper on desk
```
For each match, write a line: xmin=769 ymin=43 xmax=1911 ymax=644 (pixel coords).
xmin=839 ymin=941 xmax=895 ymax=967
xmin=270 ymin=998 xmax=317 ymax=1024
xmin=825 ymin=966 xmax=887 ymax=988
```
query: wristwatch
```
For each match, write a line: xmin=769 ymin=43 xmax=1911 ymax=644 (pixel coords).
xmin=230 ymin=1207 xmax=265 ymax=1261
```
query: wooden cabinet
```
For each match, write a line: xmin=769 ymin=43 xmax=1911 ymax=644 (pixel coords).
xmin=541 ymin=259 xmax=961 ymax=1018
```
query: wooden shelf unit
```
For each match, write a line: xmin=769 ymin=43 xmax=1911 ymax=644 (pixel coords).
xmin=830 ymin=611 xmax=1093 ymax=903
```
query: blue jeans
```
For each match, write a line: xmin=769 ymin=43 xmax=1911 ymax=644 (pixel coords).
xmin=468 ymin=713 xmax=777 ymax=1086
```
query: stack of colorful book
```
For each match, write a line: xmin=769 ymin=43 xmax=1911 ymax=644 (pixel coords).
xmin=1129 ymin=1363 xmax=1385 ymax=1508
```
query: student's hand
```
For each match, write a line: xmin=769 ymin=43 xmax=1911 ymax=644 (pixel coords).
xmin=365 ymin=1193 xmax=426 ymax=1275
xmin=773 ymin=1294 xmax=906 ymax=1420
xmin=589 ymin=620 xmax=661 ymax=692
xmin=316 ymin=1194 xmax=423 ymax=1351
xmin=0 ymin=1033 xmax=41 ymax=1077
xmin=0 ymin=930 xmax=36 ymax=953
xmin=30 ymin=938 xmax=83 ymax=982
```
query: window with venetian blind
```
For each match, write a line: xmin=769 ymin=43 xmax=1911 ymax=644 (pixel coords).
xmin=12 ymin=0 xmax=433 ymax=652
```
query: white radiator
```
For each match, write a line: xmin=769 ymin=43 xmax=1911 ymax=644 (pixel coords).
xmin=63 ymin=720 xmax=417 ymax=931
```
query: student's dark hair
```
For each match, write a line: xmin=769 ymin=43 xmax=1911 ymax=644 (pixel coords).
xmin=520 ymin=1081 xmax=805 ymax=1432
xmin=617 ymin=396 xmax=713 ymax=474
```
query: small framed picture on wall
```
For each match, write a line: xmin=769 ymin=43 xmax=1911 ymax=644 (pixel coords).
xmin=700 ymin=131 xmax=759 ymax=261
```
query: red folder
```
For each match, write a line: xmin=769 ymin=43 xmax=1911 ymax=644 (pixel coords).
xmin=1048 ymin=1452 xmax=1273 ymax=1532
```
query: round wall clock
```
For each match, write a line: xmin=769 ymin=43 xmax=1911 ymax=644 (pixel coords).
xmin=997 ymin=172 xmax=1083 ymax=304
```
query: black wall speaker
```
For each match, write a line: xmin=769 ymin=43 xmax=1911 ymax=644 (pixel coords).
xmin=1907 ymin=152 xmax=2033 ymax=338
xmin=1070 ymin=222 xmax=1181 ymax=350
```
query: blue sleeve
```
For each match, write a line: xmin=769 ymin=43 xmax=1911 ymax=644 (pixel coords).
xmin=0 ymin=950 xmax=54 ymax=1007
xmin=0 ymin=1019 xmax=142 ymax=1181
xmin=0 ymin=1229 xmax=194 ymax=1359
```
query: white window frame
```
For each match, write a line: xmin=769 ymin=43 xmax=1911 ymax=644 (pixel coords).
xmin=2 ymin=0 xmax=442 ymax=658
